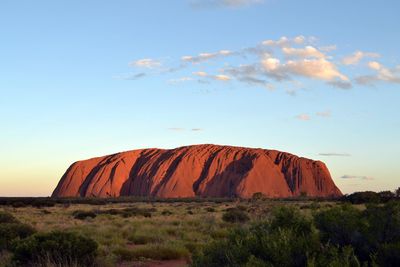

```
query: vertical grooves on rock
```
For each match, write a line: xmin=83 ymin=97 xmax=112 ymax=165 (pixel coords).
xmin=53 ymin=144 xmax=342 ymax=198
xmin=151 ymin=147 xmax=190 ymax=196
xmin=192 ymin=147 xmax=225 ymax=194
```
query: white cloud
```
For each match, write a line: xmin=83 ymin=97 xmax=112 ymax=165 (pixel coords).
xmin=319 ymin=45 xmax=337 ymax=52
xmin=262 ymin=57 xmax=280 ymax=71
xmin=168 ymin=77 xmax=193 ymax=84
xmin=123 ymin=35 xmax=399 ymax=90
xmin=294 ymin=35 xmax=306 ymax=44
xmin=341 ymin=175 xmax=374 ymax=180
xmin=262 ymin=36 xmax=290 ymax=47
xmin=356 ymin=61 xmax=400 ymax=85
xmin=342 ymin=51 xmax=379 ymax=65
xmin=286 ymin=59 xmax=349 ymax=81
xmin=261 ymin=57 xmax=349 ymax=83
xmin=167 ymin=127 xmax=204 ymax=132
xmin=282 ymin=46 xmax=326 ymax=59
xmin=368 ymin=61 xmax=381 ymax=70
xmin=114 ymin=72 xmax=146 ymax=80
xmin=262 ymin=36 xmax=312 ymax=47
xmin=193 ymin=71 xmax=231 ymax=81
xmin=130 ymin=58 xmax=161 ymax=68
xmin=295 ymin=114 xmax=310 ymax=121
xmin=182 ymin=50 xmax=233 ymax=63
xmin=193 ymin=71 xmax=208 ymax=77
xmin=214 ymin=74 xmax=231 ymax=81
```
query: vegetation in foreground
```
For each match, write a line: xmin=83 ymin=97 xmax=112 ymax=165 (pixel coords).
xmin=0 ymin=188 xmax=399 ymax=267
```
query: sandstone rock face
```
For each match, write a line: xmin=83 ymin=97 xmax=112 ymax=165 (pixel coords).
xmin=52 ymin=144 xmax=342 ymax=198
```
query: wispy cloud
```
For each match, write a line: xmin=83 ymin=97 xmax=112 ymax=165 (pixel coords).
xmin=319 ymin=153 xmax=350 ymax=156
xmin=262 ymin=36 xmax=294 ymax=47
xmin=114 ymin=72 xmax=146 ymax=80
xmin=295 ymin=114 xmax=311 ymax=121
xmin=129 ymin=58 xmax=161 ymax=68
xmin=261 ymin=57 xmax=350 ymax=84
xmin=341 ymin=51 xmax=379 ymax=65
xmin=182 ymin=50 xmax=233 ymax=63
xmin=190 ymin=0 xmax=264 ymax=9
xmin=168 ymin=77 xmax=193 ymax=84
xmin=356 ymin=61 xmax=400 ymax=85
xmin=167 ymin=127 xmax=204 ymax=132
xmin=193 ymin=71 xmax=231 ymax=81
xmin=341 ymin=175 xmax=374 ymax=180
xmin=282 ymin=46 xmax=326 ymax=59
xmin=122 ymin=36 xmax=397 ymax=91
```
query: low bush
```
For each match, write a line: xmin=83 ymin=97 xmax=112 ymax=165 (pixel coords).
xmin=0 ymin=223 xmax=36 ymax=250
xmin=0 ymin=211 xmax=18 ymax=224
xmin=11 ymin=231 xmax=98 ymax=267
xmin=128 ymin=233 xmax=160 ymax=245
xmin=205 ymin=207 xmax=215 ymax=212
xmin=31 ymin=199 xmax=55 ymax=208
xmin=307 ymin=245 xmax=360 ymax=267
xmin=0 ymin=211 xmax=36 ymax=250
xmin=72 ymin=210 xmax=97 ymax=220
xmin=161 ymin=210 xmax=173 ymax=216
xmin=314 ymin=204 xmax=368 ymax=260
xmin=98 ymin=207 xmax=153 ymax=218
xmin=222 ymin=208 xmax=249 ymax=223
xmin=114 ymin=244 xmax=189 ymax=261
xmin=11 ymin=202 xmax=27 ymax=208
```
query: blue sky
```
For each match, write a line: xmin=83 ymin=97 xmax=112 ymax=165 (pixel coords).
xmin=0 ymin=0 xmax=399 ymax=196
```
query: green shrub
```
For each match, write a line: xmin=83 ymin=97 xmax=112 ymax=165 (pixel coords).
xmin=364 ymin=201 xmax=400 ymax=244
xmin=97 ymin=207 xmax=153 ymax=218
xmin=345 ymin=191 xmax=380 ymax=204
xmin=314 ymin=204 xmax=366 ymax=248
xmin=0 ymin=223 xmax=36 ymax=250
xmin=184 ymin=242 xmax=202 ymax=253
xmin=161 ymin=210 xmax=173 ymax=216
xmin=270 ymin=206 xmax=313 ymax=235
xmin=72 ymin=210 xmax=97 ymax=220
xmin=11 ymin=231 xmax=98 ymax=266
xmin=308 ymin=245 xmax=360 ymax=267
xmin=193 ymin=207 xmax=318 ymax=267
xmin=114 ymin=244 xmax=189 ymax=261
xmin=251 ymin=192 xmax=266 ymax=201
xmin=0 ymin=211 xmax=18 ymax=224
xmin=128 ymin=233 xmax=160 ymax=245
xmin=222 ymin=208 xmax=249 ymax=223
xmin=205 ymin=207 xmax=215 ymax=212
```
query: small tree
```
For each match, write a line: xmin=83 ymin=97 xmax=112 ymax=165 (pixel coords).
xmin=251 ymin=192 xmax=265 ymax=201
xmin=395 ymin=187 xmax=400 ymax=198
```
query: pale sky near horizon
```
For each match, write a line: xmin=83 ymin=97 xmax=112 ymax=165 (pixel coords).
xmin=1 ymin=0 xmax=399 ymax=196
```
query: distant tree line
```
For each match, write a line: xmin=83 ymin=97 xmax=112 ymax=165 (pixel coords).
xmin=343 ymin=187 xmax=400 ymax=204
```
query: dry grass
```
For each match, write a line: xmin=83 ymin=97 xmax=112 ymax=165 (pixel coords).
xmin=0 ymin=200 xmax=337 ymax=266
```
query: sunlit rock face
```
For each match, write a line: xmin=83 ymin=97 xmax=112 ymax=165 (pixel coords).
xmin=52 ymin=144 xmax=342 ymax=198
